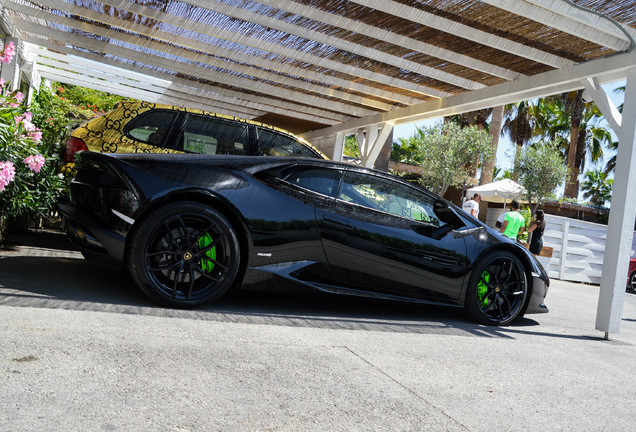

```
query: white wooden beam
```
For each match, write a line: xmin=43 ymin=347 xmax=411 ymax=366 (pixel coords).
xmin=302 ymin=49 xmax=636 ymax=138
xmin=30 ymin=46 xmax=173 ymax=87
xmin=27 ymin=0 xmax=395 ymax=112
xmin=254 ymin=0 xmax=519 ymax=81
xmin=38 ymin=68 xmax=227 ymax=113
xmin=35 ymin=64 xmax=263 ymax=119
xmin=482 ymin=0 xmax=632 ymax=52
xmin=354 ymin=122 xmax=394 ymax=168
xmin=16 ymin=20 xmax=351 ymax=124
xmin=524 ymin=0 xmax=636 ymax=40
xmin=595 ymin=67 xmax=636 ymax=336
xmin=93 ymin=1 xmax=424 ymax=107
xmin=15 ymin=0 xmax=424 ymax=106
xmin=347 ymin=0 xmax=573 ymax=68
xmin=179 ymin=0 xmax=483 ymax=90
xmin=582 ymin=77 xmax=622 ymax=135
xmin=22 ymin=35 xmax=342 ymax=125
xmin=364 ymin=122 xmax=395 ymax=168
xmin=333 ymin=132 xmax=345 ymax=162
xmin=5 ymin=3 xmax=373 ymax=119
xmin=68 ymin=0 xmax=450 ymax=99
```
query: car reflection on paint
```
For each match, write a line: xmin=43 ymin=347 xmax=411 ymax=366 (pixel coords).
xmin=58 ymin=151 xmax=549 ymax=326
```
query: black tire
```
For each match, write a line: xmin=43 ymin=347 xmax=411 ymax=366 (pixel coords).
xmin=128 ymin=201 xmax=240 ymax=308
xmin=629 ymin=271 xmax=636 ymax=293
xmin=465 ymin=251 xmax=528 ymax=325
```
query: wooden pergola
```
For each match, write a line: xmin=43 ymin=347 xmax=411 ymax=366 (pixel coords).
xmin=1 ymin=0 xmax=635 ymax=336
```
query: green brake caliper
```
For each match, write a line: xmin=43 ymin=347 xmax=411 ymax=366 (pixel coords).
xmin=477 ymin=270 xmax=490 ymax=308
xmin=197 ymin=233 xmax=216 ymax=273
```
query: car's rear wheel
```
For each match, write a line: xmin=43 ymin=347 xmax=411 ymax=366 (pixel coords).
xmin=629 ymin=271 xmax=636 ymax=293
xmin=465 ymin=251 xmax=528 ymax=325
xmin=128 ymin=201 xmax=240 ymax=308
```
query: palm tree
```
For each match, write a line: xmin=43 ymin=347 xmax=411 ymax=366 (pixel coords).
xmin=561 ymin=90 xmax=586 ymax=198
xmin=604 ymin=140 xmax=618 ymax=174
xmin=502 ymin=101 xmax=534 ymax=178
xmin=533 ymin=94 xmax=613 ymax=198
xmin=603 ymin=85 xmax=624 ymax=174
xmin=581 ymin=169 xmax=613 ymax=207
xmin=480 ymin=105 xmax=504 ymax=185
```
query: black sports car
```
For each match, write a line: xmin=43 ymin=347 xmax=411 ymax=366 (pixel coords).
xmin=59 ymin=151 xmax=549 ymax=325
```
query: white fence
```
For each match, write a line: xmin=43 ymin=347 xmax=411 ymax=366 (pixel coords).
xmin=541 ymin=214 xmax=636 ymax=285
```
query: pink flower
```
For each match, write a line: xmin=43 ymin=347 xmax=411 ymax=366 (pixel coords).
xmin=15 ymin=92 xmax=24 ymax=102
xmin=15 ymin=114 xmax=36 ymax=131
xmin=24 ymin=155 xmax=45 ymax=173
xmin=0 ymin=79 xmax=5 ymax=87
xmin=0 ymin=161 xmax=16 ymax=191
xmin=29 ymin=131 xmax=43 ymax=142
xmin=0 ymin=41 xmax=15 ymax=64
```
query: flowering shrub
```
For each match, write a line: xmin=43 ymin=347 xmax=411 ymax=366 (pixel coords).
xmin=0 ymin=41 xmax=15 ymax=64
xmin=0 ymin=41 xmax=65 ymax=229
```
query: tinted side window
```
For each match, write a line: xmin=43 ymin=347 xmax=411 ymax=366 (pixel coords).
xmin=125 ymin=110 xmax=179 ymax=146
xmin=338 ymin=172 xmax=440 ymax=226
xmin=181 ymin=114 xmax=248 ymax=155
xmin=284 ymin=168 xmax=341 ymax=197
xmin=258 ymin=129 xmax=319 ymax=158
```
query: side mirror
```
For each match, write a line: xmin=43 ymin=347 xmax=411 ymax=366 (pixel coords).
xmin=433 ymin=200 xmax=465 ymax=229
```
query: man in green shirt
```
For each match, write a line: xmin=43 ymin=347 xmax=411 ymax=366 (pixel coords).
xmin=500 ymin=200 xmax=525 ymax=240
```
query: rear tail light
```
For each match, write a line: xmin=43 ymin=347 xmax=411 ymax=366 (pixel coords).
xmin=64 ymin=136 xmax=88 ymax=163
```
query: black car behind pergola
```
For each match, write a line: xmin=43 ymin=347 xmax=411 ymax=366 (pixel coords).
xmin=59 ymin=152 xmax=549 ymax=325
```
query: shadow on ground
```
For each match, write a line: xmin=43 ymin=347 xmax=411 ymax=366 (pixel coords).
xmin=1 ymin=229 xmax=544 ymax=339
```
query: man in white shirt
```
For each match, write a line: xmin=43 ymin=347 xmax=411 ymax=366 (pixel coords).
xmin=462 ymin=193 xmax=481 ymax=218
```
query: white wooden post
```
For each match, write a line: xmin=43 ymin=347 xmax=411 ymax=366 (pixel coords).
xmin=332 ymin=132 xmax=345 ymax=161
xmin=595 ymin=68 xmax=636 ymax=337
xmin=355 ymin=128 xmax=366 ymax=164
xmin=363 ymin=125 xmax=378 ymax=168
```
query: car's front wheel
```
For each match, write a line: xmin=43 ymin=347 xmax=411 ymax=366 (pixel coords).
xmin=128 ymin=201 xmax=240 ymax=308
xmin=629 ymin=271 xmax=636 ymax=293
xmin=465 ymin=251 xmax=528 ymax=325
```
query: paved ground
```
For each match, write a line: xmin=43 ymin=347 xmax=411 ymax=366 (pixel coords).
xmin=1 ymin=229 xmax=635 ymax=431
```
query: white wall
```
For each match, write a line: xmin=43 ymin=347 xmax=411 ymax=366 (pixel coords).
xmin=541 ymin=214 xmax=636 ymax=285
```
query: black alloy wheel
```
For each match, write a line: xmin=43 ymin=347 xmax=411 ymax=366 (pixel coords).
xmin=465 ymin=251 xmax=528 ymax=325
xmin=630 ymin=272 xmax=636 ymax=293
xmin=128 ymin=201 xmax=240 ymax=308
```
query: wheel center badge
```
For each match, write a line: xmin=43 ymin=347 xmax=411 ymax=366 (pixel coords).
xmin=183 ymin=251 xmax=193 ymax=261
xmin=495 ymin=286 xmax=501 ymax=292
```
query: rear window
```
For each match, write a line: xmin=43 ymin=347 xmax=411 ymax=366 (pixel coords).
xmin=257 ymin=128 xmax=320 ymax=158
xmin=125 ymin=110 xmax=179 ymax=146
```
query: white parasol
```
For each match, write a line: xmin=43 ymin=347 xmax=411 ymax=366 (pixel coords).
xmin=466 ymin=179 xmax=528 ymax=204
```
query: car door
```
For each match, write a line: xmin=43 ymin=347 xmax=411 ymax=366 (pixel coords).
xmin=316 ymin=169 xmax=469 ymax=302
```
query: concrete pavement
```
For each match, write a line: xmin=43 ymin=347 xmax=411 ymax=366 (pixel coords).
xmin=1 ymin=229 xmax=635 ymax=431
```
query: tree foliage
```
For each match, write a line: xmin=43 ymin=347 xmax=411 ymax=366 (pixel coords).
xmin=343 ymin=135 xmax=359 ymax=158
xmin=394 ymin=122 xmax=493 ymax=196
xmin=30 ymin=83 xmax=126 ymax=149
xmin=581 ymin=169 xmax=613 ymax=207
xmin=516 ymin=141 xmax=568 ymax=213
